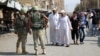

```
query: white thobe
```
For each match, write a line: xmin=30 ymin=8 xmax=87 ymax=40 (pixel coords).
xmin=48 ymin=13 xmax=59 ymax=44
xmin=57 ymin=16 xmax=72 ymax=45
xmin=87 ymin=12 xmax=93 ymax=30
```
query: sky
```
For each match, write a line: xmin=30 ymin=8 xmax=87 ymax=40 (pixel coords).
xmin=64 ymin=0 xmax=80 ymax=12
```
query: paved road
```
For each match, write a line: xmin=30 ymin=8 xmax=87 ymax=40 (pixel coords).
xmin=0 ymin=29 xmax=100 ymax=56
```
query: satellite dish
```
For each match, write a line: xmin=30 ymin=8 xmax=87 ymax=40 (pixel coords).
xmin=0 ymin=0 xmax=7 ymax=3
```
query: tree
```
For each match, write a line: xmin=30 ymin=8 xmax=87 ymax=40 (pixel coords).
xmin=74 ymin=0 xmax=99 ymax=12
xmin=74 ymin=4 xmax=80 ymax=11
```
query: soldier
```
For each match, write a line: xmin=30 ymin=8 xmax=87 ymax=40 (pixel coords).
xmin=31 ymin=7 xmax=48 ymax=55
xmin=14 ymin=10 xmax=29 ymax=54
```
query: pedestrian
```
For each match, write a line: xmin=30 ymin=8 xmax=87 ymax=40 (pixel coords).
xmin=30 ymin=7 xmax=48 ymax=55
xmin=14 ymin=10 xmax=30 ymax=54
xmin=87 ymin=10 xmax=93 ymax=30
xmin=97 ymin=12 xmax=100 ymax=30
xmin=57 ymin=10 xmax=72 ymax=47
xmin=91 ymin=11 xmax=98 ymax=36
xmin=48 ymin=8 xmax=60 ymax=45
xmin=79 ymin=12 xmax=86 ymax=44
xmin=70 ymin=12 xmax=80 ymax=45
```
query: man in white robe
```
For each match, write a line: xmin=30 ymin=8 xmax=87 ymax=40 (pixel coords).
xmin=48 ymin=8 xmax=60 ymax=45
xmin=87 ymin=11 xmax=93 ymax=30
xmin=57 ymin=10 xmax=72 ymax=47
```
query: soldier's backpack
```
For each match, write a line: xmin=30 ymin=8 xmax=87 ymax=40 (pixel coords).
xmin=16 ymin=15 xmax=26 ymax=28
xmin=31 ymin=12 xmax=45 ymax=29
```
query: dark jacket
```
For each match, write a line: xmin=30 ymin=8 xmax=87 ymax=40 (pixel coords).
xmin=70 ymin=17 xmax=79 ymax=30
xmin=92 ymin=15 xmax=98 ymax=24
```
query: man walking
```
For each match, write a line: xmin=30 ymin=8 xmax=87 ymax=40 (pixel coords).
xmin=48 ymin=8 xmax=60 ymax=45
xmin=79 ymin=12 xmax=86 ymax=44
xmin=70 ymin=12 xmax=80 ymax=45
xmin=58 ymin=10 xmax=72 ymax=47
xmin=91 ymin=12 xmax=98 ymax=36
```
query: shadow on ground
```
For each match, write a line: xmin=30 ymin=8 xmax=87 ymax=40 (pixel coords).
xmin=85 ymin=39 xmax=97 ymax=41
xmin=84 ymin=29 xmax=100 ymax=47
xmin=85 ymin=29 xmax=100 ymax=37
xmin=27 ymin=44 xmax=53 ymax=46
xmin=90 ymin=37 xmax=100 ymax=47
xmin=27 ymin=44 xmax=65 ymax=47
xmin=0 ymin=52 xmax=37 ymax=56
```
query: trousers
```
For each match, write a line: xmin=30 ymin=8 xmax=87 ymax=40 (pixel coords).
xmin=32 ymin=29 xmax=45 ymax=50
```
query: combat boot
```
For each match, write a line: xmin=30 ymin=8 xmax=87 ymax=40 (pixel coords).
xmin=22 ymin=48 xmax=28 ymax=54
xmin=16 ymin=47 xmax=21 ymax=54
xmin=42 ymin=49 xmax=46 ymax=55
xmin=34 ymin=50 xmax=38 ymax=55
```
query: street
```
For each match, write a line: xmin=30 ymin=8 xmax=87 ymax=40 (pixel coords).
xmin=0 ymin=29 xmax=100 ymax=56
xmin=0 ymin=0 xmax=100 ymax=56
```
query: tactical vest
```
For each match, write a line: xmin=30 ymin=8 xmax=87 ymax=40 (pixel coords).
xmin=16 ymin=15 xmax=26 ymax=29
xmin=31 ymin=12 xmax=45 ymax=30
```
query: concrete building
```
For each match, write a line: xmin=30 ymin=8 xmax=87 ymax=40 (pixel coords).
xmin=54 ymin=0 xmax=64 ymax=11
xmin=17 ymin=0 xmax=39 ymax=7
xmin=17 ymin=0 xmax=64 ymax=11
xmin=82 ymin=0 xmax=100 ymax=9
xmin=47 ymin=0 xmax=64 ymax=11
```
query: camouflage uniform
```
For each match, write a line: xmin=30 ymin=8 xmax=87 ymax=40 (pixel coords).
xmin=32 ymin=29 xmax=45 ymax=51
xmin=31 ymin=11 xmax=46 ymax=55
xmin=14 ymin=12 xmax=28 ymax=54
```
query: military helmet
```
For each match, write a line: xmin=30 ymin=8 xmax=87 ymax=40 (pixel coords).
xmin=20 ymin=9 xmax=25 ymax=13
xmin=20 ymin=6 xmax=29 ymax=14
xmin=32 ymin=6 xmax=39 ymax=12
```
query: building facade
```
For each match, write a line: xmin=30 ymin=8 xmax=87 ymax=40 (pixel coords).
xmin=82 ymin=0 xmax=100 ymax=9
xmin=17 ymin=0 xmax=64 ymax=11
xmin=47 ymin=0 xmax=64 ymax=11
